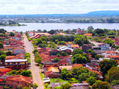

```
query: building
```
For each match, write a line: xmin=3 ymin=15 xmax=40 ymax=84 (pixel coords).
xmin=5 ymin=59 xmax=28 ymax=69
xmin=0 ymin=75 xmax=32 ymax=88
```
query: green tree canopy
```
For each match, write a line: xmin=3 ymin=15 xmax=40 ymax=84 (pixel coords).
xmin=72 ymin=54 xmax=89 ymax=64
xmin=86 ymin=77 xmax=96 ymax=85
xmin=105 ymin=67 xmax=119 ymax=82
xmin=72 ymin=49 xmax=83 ymax=56
xmin=9 ymin=32 xmax=15 ymax=36
xmin=104 ymin=39 xmax=115 ymax=46
xmin=99 ymin=59 xmax=117 ymax=77
xmin=74 ymin=35 xmax=89 ymax=46
xmin=92 ymin=81 xmax=110 ymax=89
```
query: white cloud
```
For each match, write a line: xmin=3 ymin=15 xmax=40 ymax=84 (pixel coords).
xmin=0 ymin=0 xmax=118 ymax=14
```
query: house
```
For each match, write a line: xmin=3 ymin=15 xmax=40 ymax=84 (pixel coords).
xmin=28 ymin=31 xmax=35 ymax=37
xmin=0 ymin=75 xmax=32 ymax=88
xmin=57 ymin=46 xmax=73 ymax=52
xmin=0 ymin=68 xmax=11 ymax=77
xmin=66 ymin=42 xmax=79 ymax=49
xmin=59 ymin=65 xmax=72 ymax=70
xmin=49 ymin=83 xmax=65 ymax=89
xmin=107 ymin=55 xmax=119 ymax=60
xmin=55 ymin=32 xmax=66 ymax=36
xmin=72 ymin=64 xmax=83 ymax=68
xmin=82 ymin=44 xmax=92 ymax=53
xmin=45 ymin=67 xmax=60 ymax=78
xmin=6 ymin=54 xmax=25 ymax=60
xmin=5 ymin=59 xmax=28 ymax=69
xmin=76 ymin=28 xmax=83 ymax=34
xmin=84 ymin=33 xmax=92 ymax=37
xmin=71 ymin=83 xmax=89 ymax=89
xmin=30 ymin=32 xmax=51 ymax=39
xmin=93 ymin=43 xmax=111 ymax=51
xmin=12 ymin=48 xmax=25 ymax=55
xmin=114 ymin=38 xmax=119 ymax=46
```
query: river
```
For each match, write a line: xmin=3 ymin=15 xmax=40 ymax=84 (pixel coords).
xmin=0 ymin=23 xmax=119 ymax=32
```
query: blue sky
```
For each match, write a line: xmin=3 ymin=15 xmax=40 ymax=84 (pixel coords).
xmin=0 ymin=0 xmax=119 ymax=14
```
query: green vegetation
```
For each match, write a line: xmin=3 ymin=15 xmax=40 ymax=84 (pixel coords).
xmin=25 ymin=32 xmax=31 ymax=41
xmin=0 ymin=51 xmax=6 ymax=65
xmin=0 ymin=43 xmax=3 ymax=49
xmin=9 ymin=32 xmax=15 ymax=36
xmin=72 ymin=54 xmax=89 ymax=64
xmin=7 ymin=70 xmax=32 ymax=77
xmin=92 ymin=81 xmax=110 ymax=89
xmin=99 ymin=59 xmax=117 ymax=77
xmin=74 ymin=35 xmax=89 ymax=46
xmin=105 ymin=67 xmax=119 ymax=83
xmin=54 ymin=82 xmax=71 ymax=89
xmin=86 ymin=77 xmax=96 ymax=85
xmin=44 ymin=83 xmax=50 ymax=89
xmin=72 ymin=49 xmax=83 ymax=56
xmin=33 ymin=49 xmax=42 ymax=64
xmin=25 ymin=53 xmax=31 ymax=64
xmin=61 ymin=67 xmax=97 ymax=82
xmin=50 ymin=78 xmax=68 ymax=83
xmin=32 ymin=83 xmax=38 ymax=89
xmin=104 ymin=39 xmax=115 ymax=46
xmin=48 ymin=41 xmax=56 ymax=49
xmin=57 ymin=41 xmax=66 ymax=45
xmin=88 ymin=49 xmax=100 ymax=60
xmin=40 ymin=73 xmax=45 ymax=80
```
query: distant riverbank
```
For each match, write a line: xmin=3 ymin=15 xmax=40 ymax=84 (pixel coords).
xmin=0 ymin=24 xmax=26 ymax=26
xmin=0 ymin=23 xmax=119 ymax=32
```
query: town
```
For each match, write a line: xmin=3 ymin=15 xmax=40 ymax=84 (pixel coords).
xmin=0 ymin=27 xmax=119 ymax=89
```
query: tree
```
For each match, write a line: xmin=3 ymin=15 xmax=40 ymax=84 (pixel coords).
xmin=20 ymin=70 xmax=31 ymax=77
xmin=61 ymin=69 xmax=72 ymax=80
xmin=104 ymin=39 xmax=114 ymax=46
xmin=23 ymin=87 xmax=30 ymax=89
xmin=61 ymin=83 xmax=71 ymax=89
xmin=86 ymin=77 xmax=96 ymax=85
xmin=52 ymin=58 xmax=61 ymax=63
xmin=48 ymin=42 xmax=56 ymax=49
xmin=60 ymin=51 xmax=68 ymax=56
xmin=105 ymin=67 xmax=119 ymax=82
xmin=0 ymin=43 xmax=3 ymax=48
xmin=32 ymin=83 xmax=38 ymax=89
xmin=88 ymin=26 xmax=94 ymax=33
xmin=9 ymin=32 xmax=15 ymax=36
xmin=0 ymin=54 xmax=6 ymax=65
xmin=72 ymin=54 xmax=89 ymax=64
xmin=99 ymin=59 xmax=117 ymax=77
xmin=93 ymin=29 xmax=105 ymax=36
xmin=72 ymin=49 xmax=83 ymax=56
xmin=6 ymin=51 xmax=12 ymax=56
xmin=111 ymin=80 xmax=119 ymax=85
xmin=74 ymin=35 xmax=89 ymax=46
xmin=57 ymin=41 xmax=66 ymax=45
xmin=92 ymin=81 xmax=110 ymax=89
xmin=17 ymin=85 xmax=22 ymax=89
xmin=0 ymin=28 xmax=6 ymax=34
xmin=48 ymin=30 xmax=56 ymax=34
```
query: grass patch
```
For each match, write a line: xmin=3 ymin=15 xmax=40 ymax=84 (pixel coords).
xmin=40 ymin=73 xmax=45 ymax=80
xmin=50 ymin=78 xmax=68 ymax=83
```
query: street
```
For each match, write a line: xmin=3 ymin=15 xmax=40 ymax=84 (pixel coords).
xmin=23 ymin=34 xmax=44 ymax=89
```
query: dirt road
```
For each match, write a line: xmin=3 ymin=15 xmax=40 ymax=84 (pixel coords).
xmin=23 ymin=34 xmax=44 ymax=89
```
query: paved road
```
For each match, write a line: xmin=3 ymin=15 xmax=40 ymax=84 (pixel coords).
xmin=23 ymin=34 xmax=44 ymax=89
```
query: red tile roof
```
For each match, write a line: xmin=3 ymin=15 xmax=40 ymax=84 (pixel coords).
xmin=72 ymin=64 xmax=83 ymax=68
xmin=84 ymin=33 xmax=92 ymax=36
xmin=6 ymin=75 xmax=32 ymax=84
xmin=0 ymin=68 xmax=11 ymax=74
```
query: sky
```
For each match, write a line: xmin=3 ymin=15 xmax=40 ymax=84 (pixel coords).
xmin=0 ymin=0 xmax=119 ymax=14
